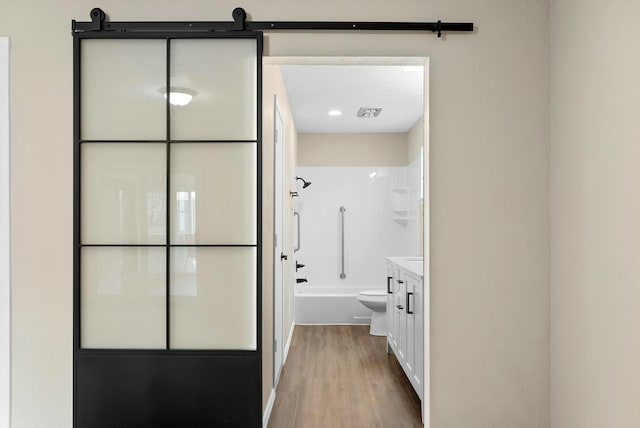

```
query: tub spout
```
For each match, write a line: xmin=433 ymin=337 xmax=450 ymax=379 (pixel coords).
xmin=296 ymin=278 xmax=308 ymax=284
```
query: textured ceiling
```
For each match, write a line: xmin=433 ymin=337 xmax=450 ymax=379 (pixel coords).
xmin=280 ymin=65 xmax=424 ymax=134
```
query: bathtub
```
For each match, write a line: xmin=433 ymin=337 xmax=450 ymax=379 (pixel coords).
xmin=294 ymin=285 xmax=385 ymax=325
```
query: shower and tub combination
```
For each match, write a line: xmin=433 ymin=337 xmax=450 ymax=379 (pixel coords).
xmin=293 ymin=166 xmax=421 ymax=330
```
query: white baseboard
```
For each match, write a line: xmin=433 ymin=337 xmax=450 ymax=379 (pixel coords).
xmin=283 ymin=323 xmax=295 ymax=363
xmin=263 ymin=388 xmax=276 ymax=428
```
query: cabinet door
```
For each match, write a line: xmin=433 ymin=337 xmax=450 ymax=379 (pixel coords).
xmin=391 ymin=265 xmax=402 ymax=349
xmin=413 ymin=278 xmax=424 ymax=399
xmin=405 ymin=275 xmax=417 ymax=380
xmin=386 ymin=263 xmax=395 ymax=348
xmin=395 ymin=271 xmax=406 ymax=361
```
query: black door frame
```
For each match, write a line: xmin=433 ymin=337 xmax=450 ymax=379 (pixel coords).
xmin=73 ymin=28 xmax=263 ymax=428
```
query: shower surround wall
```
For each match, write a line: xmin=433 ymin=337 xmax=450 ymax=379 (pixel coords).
xmin=296 ymin=166 xmax=417 ymax=287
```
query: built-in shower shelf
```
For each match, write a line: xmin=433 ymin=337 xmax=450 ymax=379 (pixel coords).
xmin=392 ymin=209 xmax=409 ymax=223
xmin=392 ymin=187 xmax=410 ymax=223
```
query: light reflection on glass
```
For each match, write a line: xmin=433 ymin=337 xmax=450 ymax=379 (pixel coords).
xmin=171 ymin=247 xmax=198 ymax=297
xmin=147 ymin=192 xmax=166 ymax=238
xmin=170 ymin=143 xmax=257 ymax=245
xmin=176 ymin=191 xmax=197 ymax=236
xmin=81 ymin=143 xmax=166 ymax=244
xmin=81 ymin=247 xmax=166 ymax=349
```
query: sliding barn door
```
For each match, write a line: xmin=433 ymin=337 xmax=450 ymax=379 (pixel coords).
xmin=73 ymin=32 xmax=262 ymax=427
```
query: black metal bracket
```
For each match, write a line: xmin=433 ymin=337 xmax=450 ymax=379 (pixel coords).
xmin=233 ymin=7 xmax=247 ymax=31
xmin=72 ymin=7 xmax=474 ymax=36
xmin=90 ymin=8 xmax=105 ymax=31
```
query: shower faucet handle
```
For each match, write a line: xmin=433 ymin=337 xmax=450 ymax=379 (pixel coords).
xmin=296 ymin=262 xmax=305 ymax=271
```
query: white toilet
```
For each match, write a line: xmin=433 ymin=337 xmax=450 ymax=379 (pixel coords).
xmin=357 ymin=290 xmax=388 ymax=336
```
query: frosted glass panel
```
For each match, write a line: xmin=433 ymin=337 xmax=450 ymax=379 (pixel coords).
xmin=81 ymin=143 xmax=166 ymax=244
xmin=170 ymin=143 xmax=256 ymax=245
xmin=81 ymin=39 xmax=166 ymax=140
xmin=81 ymin=247 xmax=166 ymax=349
xmin=170 ymin=39 xmax=257 ymax=140
xmin=170 ymin=247 xmax=256 ymax=350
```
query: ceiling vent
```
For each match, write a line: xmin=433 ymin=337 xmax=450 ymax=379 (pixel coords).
xmin=357 ymin=107 xmax=382 ymax=118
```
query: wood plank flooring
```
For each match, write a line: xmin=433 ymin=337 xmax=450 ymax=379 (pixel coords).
xmin=268 ymin=325 xmax=423 ymax=428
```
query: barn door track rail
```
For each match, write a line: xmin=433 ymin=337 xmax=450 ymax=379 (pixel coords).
xmin=72 ymin=7 xmax=473 ymax=38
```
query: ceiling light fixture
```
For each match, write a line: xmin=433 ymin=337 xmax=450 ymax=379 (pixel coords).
xmin=161 ymin=87 xmax=196 ymax=106
xmin=328 ymin=110 xmax=342 ymax=116
xmin=357 ymin=107 xmax=382 ymax=118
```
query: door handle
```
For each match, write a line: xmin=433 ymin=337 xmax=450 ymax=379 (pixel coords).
xmin=406 ymin=292 xmax=414 ymax=314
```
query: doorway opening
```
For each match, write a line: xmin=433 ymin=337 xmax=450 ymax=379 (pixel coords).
xmin=267 ymin=56 xmax=429 ymax=427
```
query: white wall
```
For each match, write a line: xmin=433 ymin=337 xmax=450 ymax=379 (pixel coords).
xmin=550 ymin=1 xmax=640 ymax=427
xmin=407 ymin=117 xmax=425 ymax=255
xmin=1 ymin=1 xmax=549 ymax=427
xmin=298 ymin=133 xmax=408 ymax=166
xmin=407 ymin=116 xmax=423 ymax=164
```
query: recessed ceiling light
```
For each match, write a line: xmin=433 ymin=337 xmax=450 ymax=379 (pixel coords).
xmin=328 ymin=110 xmax=342 ymax=116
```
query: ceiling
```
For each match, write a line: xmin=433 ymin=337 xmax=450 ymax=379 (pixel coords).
xmin=280 ymin=65 xmax=424 ymax=134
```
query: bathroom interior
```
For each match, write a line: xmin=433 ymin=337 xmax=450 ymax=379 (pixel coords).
xmin=270 ymin=59 xmax=427 ymax=424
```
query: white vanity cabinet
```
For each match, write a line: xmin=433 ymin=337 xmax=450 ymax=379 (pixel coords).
xmin=386 ymin=257 xmax=424 ymax=401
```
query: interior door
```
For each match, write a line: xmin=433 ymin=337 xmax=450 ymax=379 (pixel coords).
xmin=73 ymin=31 xmax=263 ymax=427
xmin=274 ymin=99 xmax=285 ymax=384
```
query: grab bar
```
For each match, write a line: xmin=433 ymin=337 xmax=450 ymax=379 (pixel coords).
xmin=339 ymin=206 xmax=346 ymax=279
xmin=294 ymin=211 xmax=300 ymax=253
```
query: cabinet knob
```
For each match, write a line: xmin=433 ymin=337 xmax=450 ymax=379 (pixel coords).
xmin=397 ymin=279 xmax=404 ymax=284
xmin=396 ymin=304 xmax=404 ymax=310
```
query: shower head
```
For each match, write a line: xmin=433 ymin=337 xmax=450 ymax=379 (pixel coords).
xmin=296 ymin=176 xmax=312 ymax=189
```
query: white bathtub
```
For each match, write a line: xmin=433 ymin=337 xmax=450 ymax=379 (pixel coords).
xmin=294 ymin=285 xmax=385 ymax=325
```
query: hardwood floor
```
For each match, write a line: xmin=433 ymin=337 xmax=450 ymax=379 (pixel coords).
xmin=268 ymin=325 xmax=423 ymax=428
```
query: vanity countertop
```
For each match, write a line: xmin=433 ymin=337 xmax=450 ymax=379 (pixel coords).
xmin=386 ymin=256 xmax=424 ymax=278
